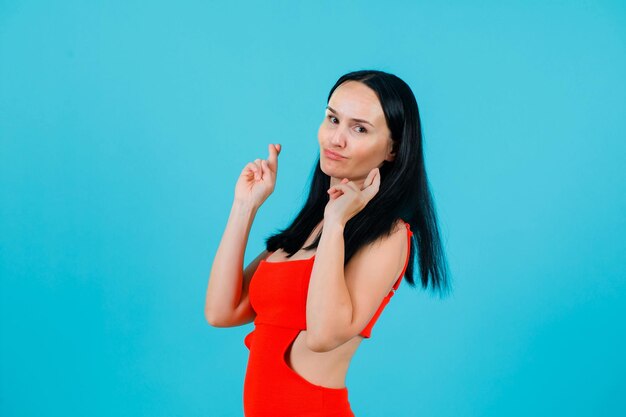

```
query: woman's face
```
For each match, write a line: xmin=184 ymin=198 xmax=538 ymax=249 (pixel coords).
xmin=318 ymin=81 xmax=395 ymax=188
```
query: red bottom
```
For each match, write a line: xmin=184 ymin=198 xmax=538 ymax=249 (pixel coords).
xmin=243 ymin=323 xmax=355 ymax=417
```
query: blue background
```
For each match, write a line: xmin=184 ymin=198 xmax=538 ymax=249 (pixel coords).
xmin=1 ymin=1 xmax=625 ymax=416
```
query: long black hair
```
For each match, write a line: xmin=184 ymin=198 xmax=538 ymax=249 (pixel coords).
xmin=265 ymin=69 xmax=451 ymax=297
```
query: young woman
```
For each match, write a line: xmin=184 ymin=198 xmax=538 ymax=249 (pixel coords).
xmin=205 ymin=69 xmax=451 ymax=416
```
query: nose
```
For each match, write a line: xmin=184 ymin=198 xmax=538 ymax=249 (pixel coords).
xmin=330 ymin=125 xmax=347 ymax=147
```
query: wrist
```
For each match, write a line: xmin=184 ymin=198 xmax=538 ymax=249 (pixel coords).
xmin=232 ymin=199 xmax=259 ymax=215
xmin=323 ymin=218 xmax=345 ymax=232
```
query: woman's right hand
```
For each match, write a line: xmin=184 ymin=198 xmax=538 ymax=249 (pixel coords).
xmin=234 ymin=143 xmax=281 ymax=208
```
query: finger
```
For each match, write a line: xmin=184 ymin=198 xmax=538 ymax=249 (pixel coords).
xmin=327 ymin=184 xmax=341 ymax=194
xmin=244 ymin=162 xmax=260 ymax=180
xmin=341 ymin=178 xmax=361 ymax=192
xmin=363 ymin=168 xmax=378 ymax=189
xmin=327 ymin=189 xmax=343 ymax=200
xmin=329 ymin=180 xmax=348 ymax=193
xmin=267 ymin=143 xmax=280 ymax=172
xmin=362 ymin=169 xmax=381 ymax=199
xmin=254 ymin=159 xmax=264 ymax=180
xmin=261 ymin=159 xmax=270 ymax=178
xmin=329 ymin=183 xmax=350 ymax=195
xmin=244 ymin=162 xmax=258 ymax=175
xmin=243 ymin=162 xmax=254 ymax=173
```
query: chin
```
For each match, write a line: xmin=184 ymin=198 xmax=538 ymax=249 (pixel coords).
xmin=319 ymin=160 xmax=339 ymax=176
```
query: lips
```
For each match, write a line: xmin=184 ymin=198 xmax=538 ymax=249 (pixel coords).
xmin=324 ymin=149 xmax=346 ymax=159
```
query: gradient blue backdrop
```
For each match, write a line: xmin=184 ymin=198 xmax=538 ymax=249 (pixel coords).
xmin=1 ymin=1 xmax=625 ymax=416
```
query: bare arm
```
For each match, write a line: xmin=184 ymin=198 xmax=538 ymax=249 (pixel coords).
xmin=305 ymin=219 xmax=407 ymax=351
xmin=204 ymin=199 xmax=261 ymax=327
xmin=204 ymin=143 xmax=281 ymax=327
xmin=306 ymin=168 xmax=409 ymax=352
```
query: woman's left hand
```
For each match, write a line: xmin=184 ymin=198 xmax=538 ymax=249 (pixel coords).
xmin=324 ymin=167 xmax=381 ymax=226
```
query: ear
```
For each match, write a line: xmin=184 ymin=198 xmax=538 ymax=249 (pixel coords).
xmin=385 ymin=140 xmax=397 ymax=162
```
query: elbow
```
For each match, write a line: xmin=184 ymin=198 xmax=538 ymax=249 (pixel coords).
xmin=204 ymin=309 xmax=218 ymax=326
xmin=204 ymin=307 xmax=226 ymax=327
xmin=305 ymin=332 xmax=338 ymax=353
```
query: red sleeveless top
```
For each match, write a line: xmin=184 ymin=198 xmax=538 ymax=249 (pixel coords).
xmin=242 ymin=220 xmax=413 ymax=416
xmin=248 ymin=220 xmax=413 ymax=340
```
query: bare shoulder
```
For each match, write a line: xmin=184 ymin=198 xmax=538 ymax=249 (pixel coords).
xmin=344 ymin=219 xmax=409 ymax=293
xmin=348 ymin=219 xmax=408 ymax=270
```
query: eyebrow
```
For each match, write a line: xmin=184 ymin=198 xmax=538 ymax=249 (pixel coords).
xmin=325 ymin=106 xmax=375 ymax=128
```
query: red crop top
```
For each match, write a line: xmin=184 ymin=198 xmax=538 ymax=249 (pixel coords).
xmin=248 ymin=220 xmax=413 ymax=339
